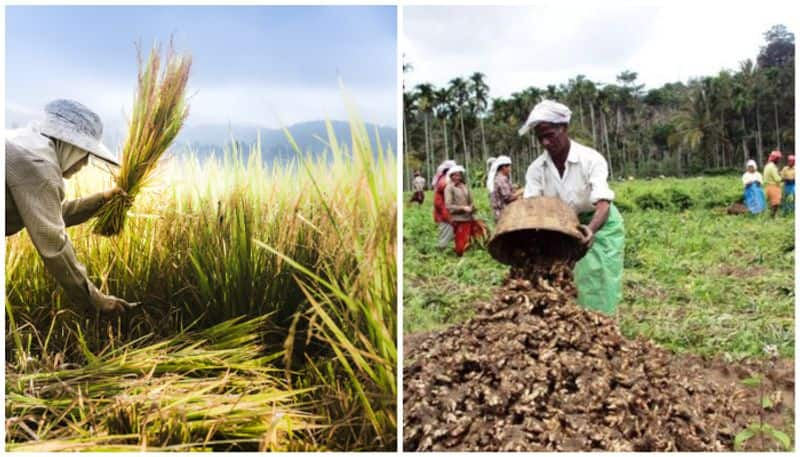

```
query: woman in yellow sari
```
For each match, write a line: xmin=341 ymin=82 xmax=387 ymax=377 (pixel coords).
xmin=763 ymin=150 xmax=783 ymax=218
xmin=781 ymin=154 xmax=794 ymax=215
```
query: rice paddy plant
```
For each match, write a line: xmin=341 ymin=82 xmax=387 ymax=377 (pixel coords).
xmin=5 ymin=116 xmax=397 ymax=450
xmin=257 ymin=115 xmax=397 ymax=449
xmin=93 ymin=41 xmax=191 ymax=236
xmin=6 ymin=317 xmax=322 ymax=451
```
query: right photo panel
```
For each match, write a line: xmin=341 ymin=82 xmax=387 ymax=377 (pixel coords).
xmin=402 ymin=4 xmax=795 ymax=452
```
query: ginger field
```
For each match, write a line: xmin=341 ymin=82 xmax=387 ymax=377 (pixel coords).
xmin=403 ymin=175 xmax=794 ymax=360
xmin=403 ymin=175 xmax=794 ymax=450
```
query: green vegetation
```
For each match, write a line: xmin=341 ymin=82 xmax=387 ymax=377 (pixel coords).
xmin=6 ymin=119 xmax=396 ymax=450
xmin=403 ymin=175 xmax=794 ymax=360
xmin=735 ymin=374 xmax=793 ymax=451
xmin=404 ymin=25 xmax=795 ymax=186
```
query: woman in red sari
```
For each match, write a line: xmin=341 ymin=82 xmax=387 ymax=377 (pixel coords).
xmin=432 ymin=160 xmax=456 ymax=248
xmin=444 ymin=166 xmax=486 ymax=256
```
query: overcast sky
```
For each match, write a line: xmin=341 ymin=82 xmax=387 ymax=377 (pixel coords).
xmin=6 ymin=5 xmax=397 ymax=137
xmin=403 ymin=3 xmax=796 ymax=98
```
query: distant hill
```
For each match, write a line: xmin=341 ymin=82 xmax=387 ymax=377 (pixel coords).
xmin=5 ymin=106 xmax=396 ymax=164
xmin=173 ymin=120 xmax=397 ymax=164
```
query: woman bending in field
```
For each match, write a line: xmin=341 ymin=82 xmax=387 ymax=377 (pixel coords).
xmin=487 ymin=155 xmax=520 ymax=222
xmin=742 ymin=159 xmax=766 ymax=215
xmin=444 ymin=166 xmax=486 ymax=257
xmin=432 ymin=160 xmax=456 ymax=249
xmin=6 ymin=100 xmax=136 ymax=314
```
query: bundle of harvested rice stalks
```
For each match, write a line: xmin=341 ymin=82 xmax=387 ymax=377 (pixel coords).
xmin=93 ymin=42 xmax=192 ymax=236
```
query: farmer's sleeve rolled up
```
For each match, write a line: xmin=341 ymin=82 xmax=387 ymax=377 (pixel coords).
xmin=62 ymin=192 xmax=107 ymax=227
xmin=588 ymin=157 xmax=615 ymax=204
xmin=523 ymin=162 xmax=544 ymax=198
xmin=12 ymin=178 xmax=98 ymax=306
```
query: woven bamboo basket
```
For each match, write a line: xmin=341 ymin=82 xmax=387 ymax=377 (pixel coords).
xmin=487 ymin=197 xmax=589 ymax=265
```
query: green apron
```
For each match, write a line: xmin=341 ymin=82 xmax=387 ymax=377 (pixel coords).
xmin=575 ymin=204 xmax=624 ymax=315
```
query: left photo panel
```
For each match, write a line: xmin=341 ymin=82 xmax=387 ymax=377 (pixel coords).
xmin=5 ymin=5 xmax=397 ymax=451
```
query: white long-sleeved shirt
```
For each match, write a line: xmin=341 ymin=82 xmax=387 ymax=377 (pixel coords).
xmin=523 ymin=140 xmax=615 ymax=214
xmin=742 ymin=171 xmax=763 ymax=186
xmin=6 ymin=137 xmax=107 ymax=308
xmin=412 ymin=176 xmax=426 ymax=192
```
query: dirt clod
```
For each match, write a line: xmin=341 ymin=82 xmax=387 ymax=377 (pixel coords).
xmin=727 ymin=202 xmax=747 ymax=215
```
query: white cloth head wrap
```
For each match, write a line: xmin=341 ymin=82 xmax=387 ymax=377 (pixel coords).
xmin=446 ymin=165 xmax=465 ymax=178
xmin=746 ymin=159 xmax=757 ymax=170
xmin=432 ymin=159 xmax=457 ymax=187
xmin=518 ymin=100 xmax=572 ymax=136
xmin=487 ymin=155 xmax=511 ymax=193
xmin=6 ymin=123 xmax=89 ymax=176
xmin=54 ymin=139 xmax=90 ymax=177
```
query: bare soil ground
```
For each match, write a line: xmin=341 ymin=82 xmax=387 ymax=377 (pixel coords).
xmin=403 ymin=270 xmax=794 ymax=451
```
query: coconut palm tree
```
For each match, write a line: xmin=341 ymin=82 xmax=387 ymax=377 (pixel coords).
xmin=403 ymin=89 xmax=419 ymax=189
xmin=710 ymin=70 xmax=734 ymax=167
xmin=469 ymin=72 xmax=490 ymax=165
xmin=401 ymin=25 xmax=794 ymax=180
xmin=583 ymin=80 xmax=599 ymax=149
xmin=449 ymin=77 xmax=471 ymax=179
xmin=669 ymin=82 xmax=728 ymax=173
xmin=415 ymin=83 xmax=436 ymax=183
xmin=732 ymin=69 xmax=754 ymax=165
xmin=739 ymin=59 xmax=764 ymax=164
xmin=596 ymin=85 xmax=616 ymax=178
xmin=433 ymin=87 xmax=452 ymax=161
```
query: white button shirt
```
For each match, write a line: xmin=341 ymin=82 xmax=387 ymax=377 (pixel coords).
xmin=523 ymin=140 xmax=615 ymax=214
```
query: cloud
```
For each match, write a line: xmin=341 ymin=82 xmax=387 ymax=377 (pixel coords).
xmin=403 ymin=3 xmax=793 ymax=97
xmin=185 ymin=83 xmax=396 ymax=128
xmin=6 ymin=79 xmax=396 ymax=137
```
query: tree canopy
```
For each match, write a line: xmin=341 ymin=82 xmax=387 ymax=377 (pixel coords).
xmin=403 ymin=24 xmax=795 ymax=188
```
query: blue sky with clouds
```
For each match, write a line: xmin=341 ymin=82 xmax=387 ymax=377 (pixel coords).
xmin=6 ymin=5 xmax=397 ymax=139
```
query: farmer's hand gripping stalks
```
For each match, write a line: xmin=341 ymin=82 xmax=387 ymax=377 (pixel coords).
xmin=102 ymin=187 xmax=132 ymax=205
xmin=90 ymin=289 xmax=138 ymax=314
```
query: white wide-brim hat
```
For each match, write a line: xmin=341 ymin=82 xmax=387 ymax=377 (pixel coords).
xmin=39 ymin=99 xmax=120 ymax=166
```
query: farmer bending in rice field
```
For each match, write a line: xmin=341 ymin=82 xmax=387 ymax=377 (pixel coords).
xmin=6 ymin=99 xmax=136 ymax=314
xmin=487 ymin=154 xmax=520 ymax=222
xmin=763 ymin=150 xmax=783 ymax=218
xmin=410 ymin=170 xmax=426 ymax=205
xmin=445 ymin=165 xmax=486 ymax=257
xmin=519 ymin=100 xmax=624 ymax=315
xmin=433 ymin=159 xmax=456 ymax=248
